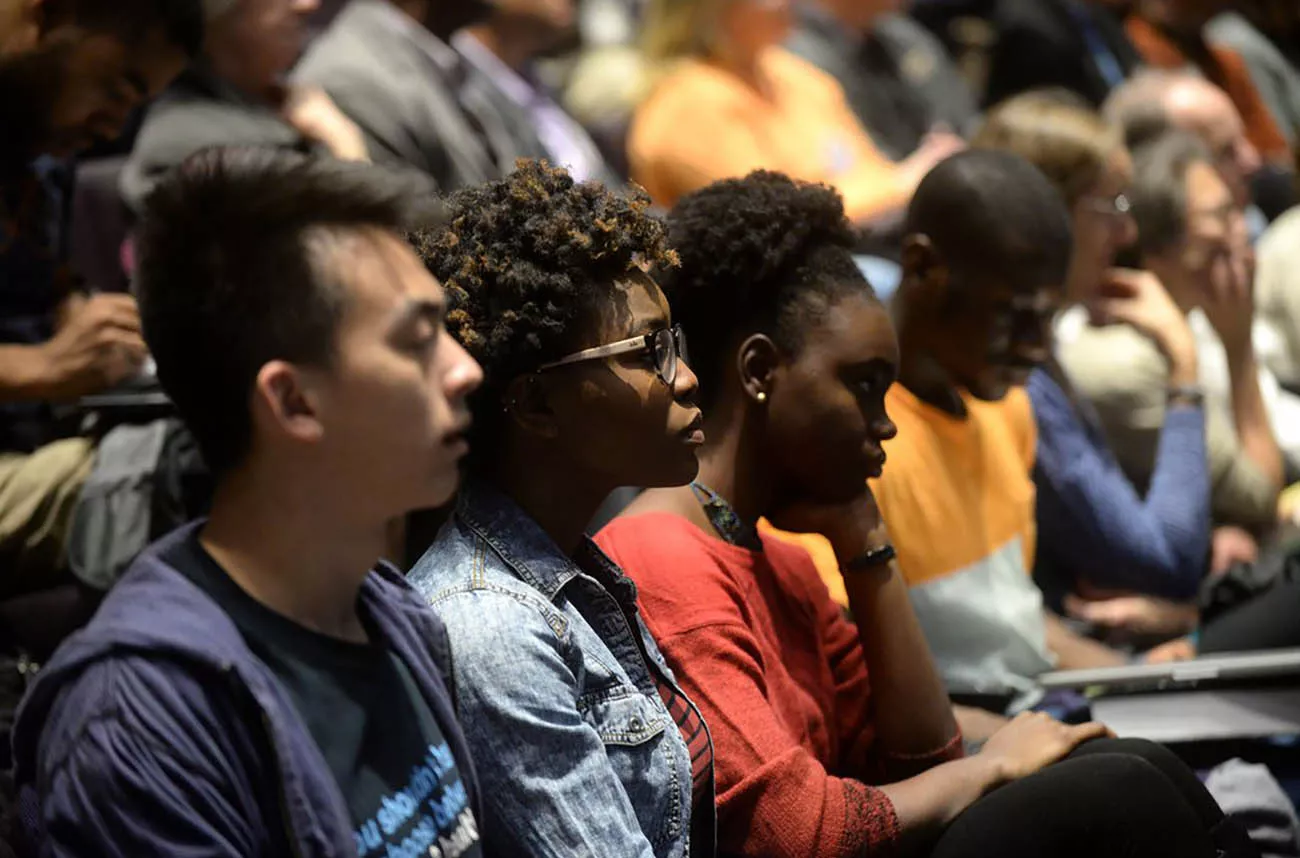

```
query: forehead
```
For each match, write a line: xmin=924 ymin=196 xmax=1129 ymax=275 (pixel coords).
xmin=802 ymin=289 xmax=898 ymax=364
xmin=591 ymin=271 xmax=670 ymax=339
xmin=333 ymin=228 xmax=444 ymax=313
xmin=1173 ymin=86 xmax=1240 ymax=138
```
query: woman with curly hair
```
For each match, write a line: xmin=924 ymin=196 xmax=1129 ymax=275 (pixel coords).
xmin=406 ymin=160 xmax=713 ymax=858
xmin=596 ymin=169 xmax=1257 ymax=858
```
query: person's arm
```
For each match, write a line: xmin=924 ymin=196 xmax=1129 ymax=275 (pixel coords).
xmin=0 ymin=344 xmax=59 ymax=401
xmin=879 ymin=712 xmax=1110 ymax=854
xmin=1029 ymin=371 xmax=1210 ymax=600
xmin=0 ymin=293 xmax=146 ymax=404
xmin=431 ymin=589 xmax=658 ymax=858
xmin=775 ymin=493 xmax=961 ymax=773
xmin=278 ymin=85 xmax=371 ymax=162
xmin=1224 ymin=342 xmax=1284 ymax=493
xmin=1042 ymin=610 xmax=1127 ymax=669
xmin=35 ymin=664 xmax=270 ymax=857
xmin=1205 ymin=235 xmax=1285 ymax=501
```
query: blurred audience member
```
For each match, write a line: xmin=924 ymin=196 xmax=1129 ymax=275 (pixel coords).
xmin=1102 ymin=71 xmax=1284 ymax=225
xmin=870 ymin=150 xmax=1128 ymax=725
xmin=294 ymin=0 xmax=532 ymax=191
xmin=452 ymin=0 xmax=618 ymax=183
xmin=13 ymin=149 xmax=485 ymax=855
xmin=1254 ymin=205 xmax=1300 ymax=390
xmin=0 ymin=0 xmax=200 ymax=595
xmin=629 ymin=0 xmax=963 ymax=220
xmin=1208 ymin=3 xmax=1300 ymax=149
xmin=408 ymin=161 xmax=711 ymax=857
xmin=122 ymin=0 xmax=371 ymax=215
xmin=1125 ymin=0 xmax=1290 ymax=167
xmin=1056 ymin=131 xmax=1288 ymax=532
xmin=787 ymin=0 xmax=978 ymax=161
xmin=984 ymin=0 xmax=1139 ymax=109
xmin=972 ymin=93 xmax=1210 ymax=612
xmin=598 ymin=168 xmax=1257 ymax=858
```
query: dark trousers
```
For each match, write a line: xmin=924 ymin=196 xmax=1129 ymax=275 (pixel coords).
xmin=931 ymin=738 xmax=1259 ymax=858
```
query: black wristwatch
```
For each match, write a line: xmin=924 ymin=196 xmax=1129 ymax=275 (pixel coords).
xmin=843 ymin=543 xmax=897 ymax=573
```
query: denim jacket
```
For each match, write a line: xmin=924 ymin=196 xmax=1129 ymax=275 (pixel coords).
xmin=408 ymin=479 xmax=715 ymax=858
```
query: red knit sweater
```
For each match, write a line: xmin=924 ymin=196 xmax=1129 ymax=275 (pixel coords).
xmin=597 ymin=513 xmax=964 ymax=858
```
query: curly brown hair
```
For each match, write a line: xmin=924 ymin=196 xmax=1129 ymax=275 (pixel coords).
xmin=410 ymin=159 xmax=678 ymax=456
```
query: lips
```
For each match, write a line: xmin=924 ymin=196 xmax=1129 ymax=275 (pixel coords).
xmin=443 ymin=416 xmax=473 ymax=452
xmin=680 ymin=411 xmax=706 ymax=446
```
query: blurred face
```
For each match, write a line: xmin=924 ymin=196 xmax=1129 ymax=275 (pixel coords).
xmin=307 ymin=229 xmax=483 ymax=514
xmin=719 ymin=0 xmax=793 ymax=56
xmin=489 ymin=0 xmax=577 ymax=55
xmin=0 ymin=23 xmax=186 ymax=158
xmin=1169 ymin=84 xmax=1261 ymax=208
xmin=1156 ymin=161 xmax=1246 ymax=309
xmin=933 ymin=255 xmax=1062 ymax=401
xmin=207 ymin=0 xmax=318 ymax=98
xmin=538 ymin=275 xmax=704 ymax=490
xmin=1067 ymin=148 xmax=1138 ymax=302
xmin=766 ymin=291 xmax=899 ymax=505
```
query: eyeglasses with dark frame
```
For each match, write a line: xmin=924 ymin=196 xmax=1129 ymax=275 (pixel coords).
xmin=536 ymin=325 xmax=689 ymax=387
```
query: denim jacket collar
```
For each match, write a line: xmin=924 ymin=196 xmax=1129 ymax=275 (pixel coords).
xmin=455 ymin=478 xmax=641 ymax=606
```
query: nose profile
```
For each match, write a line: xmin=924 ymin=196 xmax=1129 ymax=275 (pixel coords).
xmin=673 ymin=355 xmax=701 ymax=403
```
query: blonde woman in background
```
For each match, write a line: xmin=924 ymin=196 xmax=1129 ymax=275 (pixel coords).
xmin=627 ymin=0 xmax=964 ymax=221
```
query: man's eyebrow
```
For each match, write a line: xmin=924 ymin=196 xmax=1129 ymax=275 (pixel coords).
xmin=392 ymin=298 xmax=447 ymax=328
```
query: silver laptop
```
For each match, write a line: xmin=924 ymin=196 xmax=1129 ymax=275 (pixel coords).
xmin=1039 ymin=648 xmax=1300 ymax=695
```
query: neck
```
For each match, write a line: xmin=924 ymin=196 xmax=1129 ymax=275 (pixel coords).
xmin=488 ymin=445 xmax=611 ymax=556
xmin=694 ymin=401 xmax=774 ymax=524
xmin=893 ymin=309 xmax=966 ymax=416
xmin=464 ymin=22 xmax=531 ymax=71
xmin=200 ymin=467 xmax=386 ymax=643
xmin=712 ymin=40 xmax=768 ymax=91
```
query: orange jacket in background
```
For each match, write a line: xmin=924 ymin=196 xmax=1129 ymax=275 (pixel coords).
xmin=628 ymin=47 xmax=909 ymax=220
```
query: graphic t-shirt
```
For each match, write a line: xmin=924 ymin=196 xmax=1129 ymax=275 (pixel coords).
xmin=164 ymin=533 xmax=483 ymax=858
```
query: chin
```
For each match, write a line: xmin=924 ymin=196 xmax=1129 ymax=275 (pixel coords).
xmin=966 ymin=377 xmax=1014 ymax=402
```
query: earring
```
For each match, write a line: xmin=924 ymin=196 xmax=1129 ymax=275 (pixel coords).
xmin=756 ymin=392 xmax=768 ymax=404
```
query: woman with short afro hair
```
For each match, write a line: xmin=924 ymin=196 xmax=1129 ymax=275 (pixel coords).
xmin=406 ymin=160 xmax=716 ymax=858
xmin=596 ymin=169 xmax=1257 ymax=858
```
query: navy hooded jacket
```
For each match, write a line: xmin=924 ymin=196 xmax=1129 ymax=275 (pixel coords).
xmin=11 ymin=522 xmax=482 ymax=857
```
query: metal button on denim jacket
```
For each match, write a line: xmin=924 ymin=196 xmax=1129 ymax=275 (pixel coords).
xmin=407 ymin=479 xmax=713 ymax=858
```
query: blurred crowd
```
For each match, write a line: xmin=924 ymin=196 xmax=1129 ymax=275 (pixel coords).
xmin=2 ymin=0 xmax=1300 ymax=855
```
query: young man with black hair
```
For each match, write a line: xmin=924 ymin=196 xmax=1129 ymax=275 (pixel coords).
xmin=0 ymin=0 xmax=201 ymax=597
xmin=870 ymin=150 xmax=1130 ymax=734
xmin=11 ymin=148 xmax=485 ymax=857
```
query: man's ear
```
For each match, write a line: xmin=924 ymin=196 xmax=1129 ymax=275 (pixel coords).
xmin=900 ymin=233 xmax=950 ymax=310
xmin=502 ymin=373 xmax=560 ymax=440
xmin=736 ymin=333 xmax=781 ymax=405
xmin=252 ymin=361 xmax=325 ymax=445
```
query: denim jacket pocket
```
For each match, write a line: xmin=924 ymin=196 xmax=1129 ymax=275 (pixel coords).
xmin=583 ymin=691 xmax=669 ymax=747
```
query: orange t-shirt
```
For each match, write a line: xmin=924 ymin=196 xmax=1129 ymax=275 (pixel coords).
xmin=628 ymin=47 xmax=908 ymax=220
xmin=772 ymin=384 xmax=1054 ymax=701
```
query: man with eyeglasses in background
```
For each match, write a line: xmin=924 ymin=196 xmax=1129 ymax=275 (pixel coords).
xmin=1057 ymin=130 xmax=1287 ymax=538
